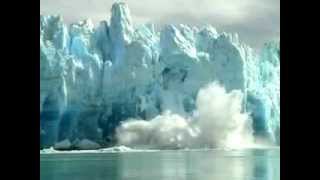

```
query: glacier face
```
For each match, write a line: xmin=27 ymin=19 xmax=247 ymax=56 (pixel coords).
xmin=40 ymin=2 xmax=280 ymax=149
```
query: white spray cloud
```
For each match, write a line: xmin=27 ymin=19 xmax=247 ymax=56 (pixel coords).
xmin=116 ymin=112 xmax=199 ymax=149
xmin=195 ymin=82 xmax=253 ymax=148
xmin=116 ymin=82 xmax=254 ymax=149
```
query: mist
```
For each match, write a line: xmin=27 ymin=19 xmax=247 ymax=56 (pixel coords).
xmin=116 ymin=82 xmax=254 ymax=149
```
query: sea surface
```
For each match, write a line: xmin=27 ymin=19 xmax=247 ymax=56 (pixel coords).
xmin=40 ymin=148 xmax=280 ymax=180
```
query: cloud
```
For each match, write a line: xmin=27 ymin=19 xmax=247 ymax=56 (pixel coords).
xmin=40 ymin=0 xmax=279 ymax=49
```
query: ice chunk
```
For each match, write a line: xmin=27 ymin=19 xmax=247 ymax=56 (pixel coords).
xmin=54 ymin=139 xmax=72 ymax=150
xmin=74 ymin=139 xmax=101 ymax=150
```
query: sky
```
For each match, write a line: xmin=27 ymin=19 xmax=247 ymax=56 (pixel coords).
xmin=40 ymin=0 xmax=280 ymax=49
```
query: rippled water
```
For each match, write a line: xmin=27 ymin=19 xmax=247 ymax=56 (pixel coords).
xmin=40 ymin=148 xmax=280 ymax=180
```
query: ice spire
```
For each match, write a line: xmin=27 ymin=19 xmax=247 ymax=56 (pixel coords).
xmin=109 ymin=2 xmax=134 ymax=63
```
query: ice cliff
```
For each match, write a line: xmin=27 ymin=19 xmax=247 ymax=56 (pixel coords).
xmin=40 ymin=2 xmax=280 ymax=149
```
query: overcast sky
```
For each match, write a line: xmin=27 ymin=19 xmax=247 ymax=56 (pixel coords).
xmin=40 ymin=0 xmax=280 ymax=49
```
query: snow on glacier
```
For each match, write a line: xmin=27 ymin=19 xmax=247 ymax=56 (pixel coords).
xmin=40 ymin=2 xmax=280 ymax=149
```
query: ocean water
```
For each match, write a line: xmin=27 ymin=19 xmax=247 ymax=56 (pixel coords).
xmin=40 ymin=148 xmax=280 ymax=180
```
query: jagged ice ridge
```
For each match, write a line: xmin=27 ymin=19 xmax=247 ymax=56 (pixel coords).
xmin=40 ymin=2 xmax=280 ymax=149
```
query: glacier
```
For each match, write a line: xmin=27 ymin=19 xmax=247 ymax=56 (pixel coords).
xmin=40 ymin=2 xmax=280 ymax=149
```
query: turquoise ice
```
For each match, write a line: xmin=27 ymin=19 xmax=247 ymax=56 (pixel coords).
xmin=40 ymin=2 xmax=280 ymax=149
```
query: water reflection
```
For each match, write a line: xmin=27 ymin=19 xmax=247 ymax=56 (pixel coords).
xmin=252 ymin=150 xmax=280 ymax=180
xmin=40 ymin=149 xmax=280 ymax=180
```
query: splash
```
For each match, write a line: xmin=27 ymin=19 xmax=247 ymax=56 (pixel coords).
xmin=195 ymin=82 xmax=253 ymax=148
xmin=116 ymin=82 xmax=254 ymax=149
